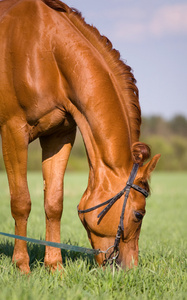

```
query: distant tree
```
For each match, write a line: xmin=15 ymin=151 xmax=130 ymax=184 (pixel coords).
xmin=169 ymin=115 xmax=187 ymax=137
xmin=141 ymin=116 xmax=170 ymax=138
xmin=141 ymin=115 xmax=187 ymax=170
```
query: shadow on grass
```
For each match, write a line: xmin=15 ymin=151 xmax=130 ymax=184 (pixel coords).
xmin=0 ymin=240 xmax=96 ymax=270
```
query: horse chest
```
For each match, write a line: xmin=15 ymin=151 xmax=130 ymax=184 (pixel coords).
xmin=28 ymin=107 xmax=76 ymax=141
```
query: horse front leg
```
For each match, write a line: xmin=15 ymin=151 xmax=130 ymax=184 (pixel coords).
xmin=40 ymin=129 xmax=76 ymax=271
xmin=1 ymin=119 xmax=31 ymax=273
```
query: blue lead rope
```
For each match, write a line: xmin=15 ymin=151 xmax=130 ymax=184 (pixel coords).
xmin=0 ymin=231 xmax=100 ymax=256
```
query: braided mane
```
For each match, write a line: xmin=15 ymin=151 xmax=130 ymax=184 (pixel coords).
xmin=42 ymin=0 xmax=141 ymax=143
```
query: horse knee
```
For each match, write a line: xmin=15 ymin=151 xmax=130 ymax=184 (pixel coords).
xmin=10 ymin=192 xmax=31 ymax=220
xmin=44 ymin=191 xmax=63 ymax=220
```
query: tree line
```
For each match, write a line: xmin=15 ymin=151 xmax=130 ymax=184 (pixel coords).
xmin=140 ymin=115 xmax=187 ymax=170
xmin=0 ymin=115 xmax=187 ymax=171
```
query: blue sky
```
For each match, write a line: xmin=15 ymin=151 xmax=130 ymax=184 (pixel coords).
xmin=67 ymin=0 xmax=187 ymax=119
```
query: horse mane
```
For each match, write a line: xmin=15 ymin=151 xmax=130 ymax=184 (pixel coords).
xmin=42 ymin=0 xmax=141 ymax=143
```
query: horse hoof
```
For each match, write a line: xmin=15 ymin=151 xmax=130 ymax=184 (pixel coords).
xmin=15 ymin=262 xmax=31 ymax=274
xmin=12 ymin=257 xmax=30 ymax=274
xmin=45 ymin=260 xmax=63 ymax=273
xmin=20 ymin=265 xmax=31 ymax=274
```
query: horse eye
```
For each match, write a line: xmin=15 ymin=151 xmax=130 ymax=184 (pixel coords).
xmin=134 ymin=211 xmax=144 ymax=221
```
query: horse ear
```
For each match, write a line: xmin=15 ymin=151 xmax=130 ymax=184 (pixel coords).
xmin=131 ymin=142 xmax=151 ymax=165
xmin=142 ymin=154 xmax=161 ymax=179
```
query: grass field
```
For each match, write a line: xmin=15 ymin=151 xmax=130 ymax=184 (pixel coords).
xmin=0 ymin=171 xmax=186 ymax=300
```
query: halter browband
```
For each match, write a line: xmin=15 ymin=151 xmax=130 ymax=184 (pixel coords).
xmin=78 ymin=163 xmax=149 ymax=253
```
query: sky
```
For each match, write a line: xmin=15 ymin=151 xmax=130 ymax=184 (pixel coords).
xmin=66 ymin=0 xmax=187 ymax=119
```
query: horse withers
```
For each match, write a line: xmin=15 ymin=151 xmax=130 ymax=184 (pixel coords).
xmin=0 ymin=0 xmax=160 ymax=273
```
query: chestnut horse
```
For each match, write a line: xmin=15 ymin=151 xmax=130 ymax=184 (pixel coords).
xmin=0 ymin=0 xmax=160 ymax=273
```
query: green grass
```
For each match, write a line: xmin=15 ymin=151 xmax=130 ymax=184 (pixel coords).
xmin=0 ymin=171 xmax=186 ymax=300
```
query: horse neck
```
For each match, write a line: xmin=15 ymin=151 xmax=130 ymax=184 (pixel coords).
xmin=67 ymin=68 xmax=133 ymax=186
xmin=53 ymin=15 xmax=134 ymax=186
xmin=75 ymin=110 xmax=133 ymax=190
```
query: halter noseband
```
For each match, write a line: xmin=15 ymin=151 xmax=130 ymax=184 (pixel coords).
xmin=78 ymin=163 xmax=149 ymax=263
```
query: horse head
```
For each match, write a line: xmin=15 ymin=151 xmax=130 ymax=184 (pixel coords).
xmin=78 ymin=142 xmax=160 ymax=270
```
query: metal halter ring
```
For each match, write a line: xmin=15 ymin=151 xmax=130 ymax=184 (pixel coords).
xmin=100 ymin=245 xmax=119 ymax=265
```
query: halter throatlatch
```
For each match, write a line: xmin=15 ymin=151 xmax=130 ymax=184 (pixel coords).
xmin=78 ymin=163 xmax=149 ymax=264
